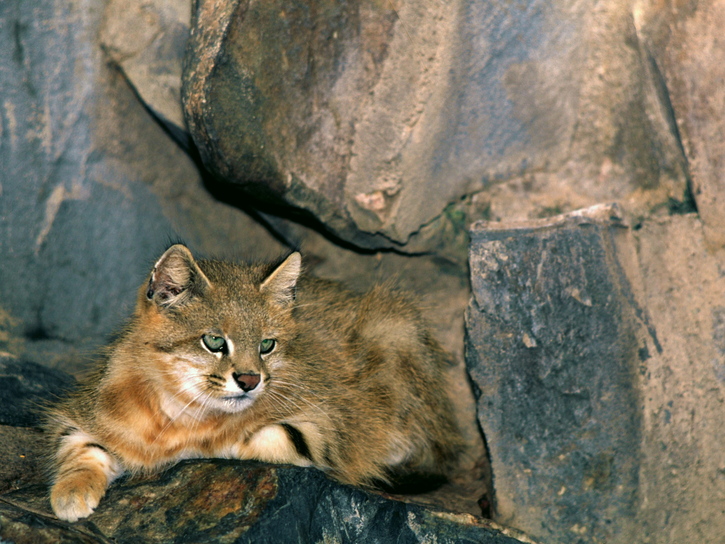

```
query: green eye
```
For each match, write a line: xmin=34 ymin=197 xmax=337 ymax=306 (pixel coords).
xmin=259 ymin=338 xmax=276 ymax=355
xmin=202 ymin=334 xmax=227 ymax=353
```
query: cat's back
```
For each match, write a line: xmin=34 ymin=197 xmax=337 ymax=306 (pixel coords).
xmin=294 ymin=275 xmax=442 ymax=367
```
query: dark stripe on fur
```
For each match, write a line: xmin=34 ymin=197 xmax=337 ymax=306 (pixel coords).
xmin=59 ymin=427 xmax=77 ymax=438
xmin=280 ymin=423 xmax=312 ymax=461
xmin=85 ymin=443 xmax=109 ymax=453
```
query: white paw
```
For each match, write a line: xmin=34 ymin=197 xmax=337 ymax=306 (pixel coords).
xmin=50 ymin=482 xmax=103 ymax=522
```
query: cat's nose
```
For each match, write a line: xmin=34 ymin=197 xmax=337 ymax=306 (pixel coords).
xmin=232 ymin=372 xmax=261 ymax=392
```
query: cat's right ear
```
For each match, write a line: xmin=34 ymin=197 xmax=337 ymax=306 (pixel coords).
xmin=145 ymin=244 xmax=210 ymax=308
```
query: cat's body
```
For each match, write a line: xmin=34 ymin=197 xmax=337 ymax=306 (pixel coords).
xmin=45 ymin=245 xmax=462 ymax=522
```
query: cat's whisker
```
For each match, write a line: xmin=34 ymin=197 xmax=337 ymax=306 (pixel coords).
xmin=151 ymin=389 xmax=209 ymax=445
xmin=266 ymin=387 xmax=334 ymax=427
xmin=265 ymin=390 xmax=312 ymax=420
xmin=155 ymin=375 xmax=209 ymax=412
xmin=272 ymin=379 xmax=328 ymax=402
xmin=186 ymin=392 xmax=214 ymax=438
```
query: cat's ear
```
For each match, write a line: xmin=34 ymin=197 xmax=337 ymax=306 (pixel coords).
xmin=146 ymin=244 xmax=210 ymax=308
xmin=260 ymin=252 xmax=301 ymax=306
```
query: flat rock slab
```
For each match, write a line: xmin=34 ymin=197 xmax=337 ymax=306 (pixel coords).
xmin=0 ymin=461 xmax=534 ymax=544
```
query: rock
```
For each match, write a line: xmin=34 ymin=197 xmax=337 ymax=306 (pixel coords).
xmin=1 ymin=461 xmax=535 ymax=544
xmin=0 ymin=355 xmax=74 ymax=495
xmin=182 ymin=0 xmax=687 ymax=256
xmin=0 ymin=0 xmax=286 ymax=372
xmin=0 ymin=426 xmax=46 ymax=495
xmin=466 ymin=206 xmax=725 ymax=543
xmin=100 ymin=0 xmax=191 ymax=143
xmin=0 ymin=356 xmax=75 ymax=427
xmin=465 ymin=205 xmax=650 ymax=543
xmin=630 ymin=214 xmax=725 ymax=542
xmin=0 ymin=500 xmax=105 ymax=544
xmin=633 ymin=0 xmax=725 ymax=249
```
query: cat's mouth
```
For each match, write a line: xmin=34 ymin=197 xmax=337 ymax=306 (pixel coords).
xmin=200 ymin=373 xmax=266 ymax=413
xmin=215 ymin=392 xmax=258 ymax=413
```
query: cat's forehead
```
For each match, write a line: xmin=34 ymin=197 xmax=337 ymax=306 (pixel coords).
xmin=198 ymin=259 xmax=266 ymax=288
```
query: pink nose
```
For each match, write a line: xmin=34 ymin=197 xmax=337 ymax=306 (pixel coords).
xmin=232 ymin=372 xmax=260 ymax=392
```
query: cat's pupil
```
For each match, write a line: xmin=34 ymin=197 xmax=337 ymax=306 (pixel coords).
xmin=202 ymin=334 xmax=226 ymax=353
xmin=260 ymin=339 xmax=276 ymax=355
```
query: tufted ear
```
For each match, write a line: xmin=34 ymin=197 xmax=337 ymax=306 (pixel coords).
xmin=146 ymin=244 xmax=210 ymax=308
xmin=260 ymin=252 xmax=301 ymax=306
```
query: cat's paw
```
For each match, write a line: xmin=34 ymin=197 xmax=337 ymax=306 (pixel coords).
xmin=50 ymin=472 xmax=107 ymax=522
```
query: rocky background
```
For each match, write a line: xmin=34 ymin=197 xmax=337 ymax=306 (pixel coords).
xmin=1 ymin=0 xmax=724 ymax=542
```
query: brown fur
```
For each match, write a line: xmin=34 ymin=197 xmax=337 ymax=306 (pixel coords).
xmin=45 ymin=245 xmax=462 ymax=521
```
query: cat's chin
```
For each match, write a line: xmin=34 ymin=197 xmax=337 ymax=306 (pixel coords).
xmin=210 ymin=394 xmax=257 ymax=414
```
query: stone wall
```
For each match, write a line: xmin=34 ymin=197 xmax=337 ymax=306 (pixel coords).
xmin=1 ymin=0 xmax=724 ymax=542
xmin=466 ymin=207 xmax=725 ymax=542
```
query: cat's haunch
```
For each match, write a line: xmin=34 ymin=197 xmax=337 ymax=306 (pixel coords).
xmin=45 ymin=245 xmax=463 ymax=522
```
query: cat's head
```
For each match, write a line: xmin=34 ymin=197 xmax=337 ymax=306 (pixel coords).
xmin=136 ymin=244 xmax=301 ymax=415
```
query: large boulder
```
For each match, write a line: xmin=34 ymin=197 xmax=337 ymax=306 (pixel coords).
xmin=182 ymin=0 xmax=688 ymax=256
xmin=466 ymin=206 xmax=725 ymax=543
xmin=466 ymin=205 xmax=645 ymax=543
xmin=100 ymin=0 xmax=191 ymax=143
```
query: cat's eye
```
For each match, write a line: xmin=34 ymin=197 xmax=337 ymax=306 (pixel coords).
xmin=202 ymin=334 xmax=227 ymax=353
xmin=259 ymin=338 xmax=276 ymax=355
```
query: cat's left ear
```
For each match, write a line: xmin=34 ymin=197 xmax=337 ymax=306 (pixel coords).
xmin=260 ymin=252 xmax=301 ymax=306
xmin=146 ymin=244 xmax=211 ymax=308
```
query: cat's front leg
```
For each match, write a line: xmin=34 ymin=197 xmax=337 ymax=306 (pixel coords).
xmin=50 ymin=430 xmax=122 ymax=522
xmin=232 ymin=423 xmax=316 ymax=468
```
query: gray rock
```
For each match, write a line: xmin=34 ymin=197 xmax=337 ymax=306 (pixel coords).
xmin=182 ymin=0 xmax=687 ymax=256
xmin=0 ymin=356 xmax=75 ymax=427
xmin=100 ymin=0 xmax=191 ymax=142
xmin=465 ymin=205 xmax=650 ymax=543
xmin=1 ymin=461 xmax=535 ymax=544
xmin=467 ymin=209 xmax=725 ymax=542
xmin=634 ymin=0 xmax=725 ymax=249
xmin=0 ymin=0 xmax=286 ymax=372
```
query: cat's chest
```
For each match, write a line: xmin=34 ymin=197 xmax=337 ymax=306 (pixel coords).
xmin=118 ymin=394 xmax=243 ymax=460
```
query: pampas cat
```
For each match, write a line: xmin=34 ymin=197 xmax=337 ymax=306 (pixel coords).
xmin=45 ymin=244 xmax=462 ymax=522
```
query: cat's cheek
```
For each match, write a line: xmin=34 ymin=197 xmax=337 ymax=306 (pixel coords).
xmin=265 ymin=356 xmax=285 ymax=371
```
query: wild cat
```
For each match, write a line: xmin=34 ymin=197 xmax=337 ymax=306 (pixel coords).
xmin=45 ymin=244 xmax=462 ymax=522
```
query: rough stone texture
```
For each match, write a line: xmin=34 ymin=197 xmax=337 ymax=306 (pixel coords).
xmin=0 ymin=355 xmax=76 ymax=497
xmin=466 ymin=208 xmax=725 ymax=543
xmin=182 ymin=0 xmax=688 ymax=256
xmin=100 ymin=0 xmax=191 ymax=142
xmin=632 ymin=214 xmax=725 ymax=543
xmin=0 ymin=462 xmax=537 ymax=544
xmin=0 ymin=357 xmax=75 ymax=427
xmin=0 ymin=0 xmax=286 ymax=373
xmin=466 ymin=205 xmax=648 ymax=543
xmin=634 ymin=0 xmax=725 ymax=249
xmin=0 ymin=426 xmax=46 ymax=495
